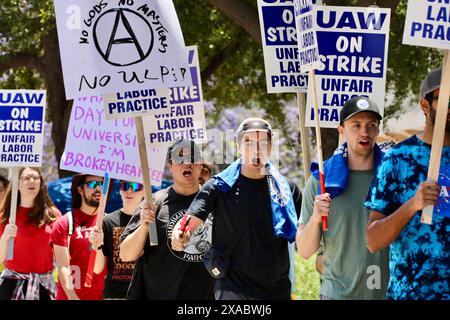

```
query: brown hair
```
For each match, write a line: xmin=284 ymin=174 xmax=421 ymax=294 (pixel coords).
xmin=0 ymin=167 xmax=58 ymax=227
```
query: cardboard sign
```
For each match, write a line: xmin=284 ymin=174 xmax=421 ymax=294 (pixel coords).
xmin=103 ymin=88 xmax=171 ymax=120
xmin=403 ymin=0 xmax=450 ymax=50
xmin=60 ymin=96 xmax=166 ymax=186
xmin=434 ymin=165 xmax=450 ymax=218
xmin=257 ymin=0 xmax=321 ymax=93
xmin=294 ymin=0 xmax=321 ymax=73
xmin=305 ymin=6 xmax=390 ymax=128
xmin=0 ymin=90 xmax=46 ymax=167
xmin=143 ymin=46 xmax=207 ymax=148
xmin=54 ymin=0 xmax=192 ymax=99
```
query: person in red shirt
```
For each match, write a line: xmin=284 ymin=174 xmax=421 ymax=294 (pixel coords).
xmin=0 ymin=167 xmax=61 ymax=300
xmin=51 ymin=174 xmax=106 ymax=300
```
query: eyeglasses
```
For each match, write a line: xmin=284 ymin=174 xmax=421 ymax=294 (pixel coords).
xmin=120 ymin=182 xmax=144 ymax=192
xmin=243 ymin=140 xmax=270 ymax=149
xmin=83 ymin=180 xmax=103 ymax=190
xmin=20 ymin=175 xmax=41 ymax=183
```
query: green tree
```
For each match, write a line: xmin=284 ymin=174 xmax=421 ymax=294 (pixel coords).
xmin=0 ymin=0 xmax=443 ymax=177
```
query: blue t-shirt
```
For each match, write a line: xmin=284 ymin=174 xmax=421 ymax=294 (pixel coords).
xmin=365 ymin=135 xmax=450 ymax=300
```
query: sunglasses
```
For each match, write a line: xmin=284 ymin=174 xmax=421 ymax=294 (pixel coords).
xmin=83 ymin=180 xmax=104 ymax=190
xmin=120 ymin=182 xmax=144 ymax=192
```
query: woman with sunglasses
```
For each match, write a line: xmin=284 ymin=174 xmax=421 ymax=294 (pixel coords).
xmin=0 ymin=167 xmax=61 ymax=300
xmin=89 ymin=180 xmax=144 ymax=299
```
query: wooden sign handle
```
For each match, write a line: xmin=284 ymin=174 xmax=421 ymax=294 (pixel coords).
xmin=6 ymin=167 xmax=19 ymax=261
xmin=296 ymin=92 xmax=312 ymax=183
xmin=85 ymin=173 xmax=110 ymax=288
xmin=135 ymin=117 xmax=158 ymax=246
xmin=421 ymin=50 xmax=450 ymax=224
xmin=310 ymin=70 xmax=328 ymax=231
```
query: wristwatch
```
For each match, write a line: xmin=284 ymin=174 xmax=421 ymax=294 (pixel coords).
xmin=96 ymin=243 xmax=104 ymax=251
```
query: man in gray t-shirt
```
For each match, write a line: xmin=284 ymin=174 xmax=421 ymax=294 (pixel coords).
xmin=296 ymin=96 xmax=389 ymax=300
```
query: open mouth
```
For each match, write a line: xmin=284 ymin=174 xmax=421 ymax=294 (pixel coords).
xmin=252 ymin=158 xmax=261 ymax=167
xmin=359 ymin=141 xmax=371 ymax=147
xmin=182 ymin=170 xmax=192 ymax=177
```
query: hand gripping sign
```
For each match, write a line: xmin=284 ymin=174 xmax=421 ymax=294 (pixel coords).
xmin=403 ymin=0 xmax=450 ymax=224
xmin=53 ymin=0 xmax=192 ymax=99
xmin=0 ymin=90 xmax=46 ymax=260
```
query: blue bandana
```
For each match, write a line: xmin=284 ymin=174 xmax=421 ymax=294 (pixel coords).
xmin=213 ymin=159 xmax=298 ymax=242
xmin=311 ymin=143 xmax=385 ymax=199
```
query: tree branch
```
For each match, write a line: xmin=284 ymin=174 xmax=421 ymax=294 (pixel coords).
xmin=206 ymin=0 xmax=262 ymax=45
xmin=201 ymin=33 xmax=245 ymax=81
xmin=0 ymin=54 xmax=44 ymax=75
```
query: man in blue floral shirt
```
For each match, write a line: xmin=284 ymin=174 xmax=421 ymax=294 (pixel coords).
xmin=365 ymin=68 xmax=449 ymax=300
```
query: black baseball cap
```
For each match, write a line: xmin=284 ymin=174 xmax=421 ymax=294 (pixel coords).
xmin=340 ymin=96 xmax=382 ymax=124
xmin=237 ymin=118 xmax=272 ymax=141
xmin=167 ymin=139 xmax=202 ymax=164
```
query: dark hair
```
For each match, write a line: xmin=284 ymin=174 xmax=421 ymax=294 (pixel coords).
xmin=0 ymin=176 xmax=8 ymax=188
xmin=0 ymin=167 xmax=58 ymax=227
xmin=425 ymin=91 xmax=436 ymax=107
xmin=71 ymin=175 xmax=86 ymax=210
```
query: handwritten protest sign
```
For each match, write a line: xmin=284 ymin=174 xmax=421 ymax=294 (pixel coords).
xmin=403 ymin=0 xmax=450 ymax=50
xmin=60 ymin=96 xmax=166 ymax=186
xmin=305 ymin=5 xmax=390 ymax=128
xmin=257 ymin=0 xmax=321 ymax=93
xmin=54 ymin=0 xmax=192 ymax=99
xmin=0 ymin=90 xmax=46 ymax=167
xmin=143 ymin=46 xmax=207 ymax=148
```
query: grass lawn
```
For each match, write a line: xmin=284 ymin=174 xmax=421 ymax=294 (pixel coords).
xmin=292 ymin=253 xmax=320 ymax=300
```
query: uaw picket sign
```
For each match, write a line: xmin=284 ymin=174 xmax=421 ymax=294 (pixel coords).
xmin=403 ymin=0 xmax=450 ymax=50
xmin=54 ymin=0 xmax=192 ymax=99
xmin=60 ymin=96 xmax=166 ymax=186
xmin=144 ymin=46 xmax=207 ymax=148
xmin=434 ymin=165 xmax=450 ymax=218
xmin=294 ymin=0 xmax=322 ymax=73
xmin=0 ymin=90 xmax=46 ymax=167
xmin=305 ymin=5 xmax=390 ymax=128
xmin=257 ymin=0 xmax=322 ymax=93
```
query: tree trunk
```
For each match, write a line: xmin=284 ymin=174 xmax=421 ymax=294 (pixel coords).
xmin=41 ymin=28 xmax=74 ymax=178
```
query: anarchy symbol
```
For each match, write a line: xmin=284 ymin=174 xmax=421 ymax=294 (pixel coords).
xmin=93 ymin=8 xmax=154 ymax=67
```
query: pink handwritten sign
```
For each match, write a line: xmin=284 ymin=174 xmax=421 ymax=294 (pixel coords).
xmin=60 ymin=96 xmax=166 ymax=186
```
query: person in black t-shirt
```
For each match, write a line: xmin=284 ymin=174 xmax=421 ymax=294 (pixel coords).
xmin=118 ymin=140 xmax=214 ymax=300
xmin=89 ymin=180 xmax=144 ymax=299
xmin=171 ymin=118 xmax=302 ymax=300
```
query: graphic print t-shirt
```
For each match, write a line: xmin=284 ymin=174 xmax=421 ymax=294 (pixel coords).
xmin=102 ymin=210 xmax=135 ymax=299
xmin=51 ymin=208 xmax=106 ymax=300
xmin=120 ymin=187 xmax=214 ymax=300
xmin=365 ymin=135 xmax=450 ymax=300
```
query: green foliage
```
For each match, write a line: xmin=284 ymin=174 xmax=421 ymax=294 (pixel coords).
xmin=293 ymin=254 xmax=320 ymax=300
xmin=385 ymin=0 xmax=443 ymax=119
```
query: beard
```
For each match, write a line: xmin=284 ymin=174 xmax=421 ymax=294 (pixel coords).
xmin=430 ymin=106 xmax=450 ymax=132
xmin=83 ymin=192 xmax=100 ymax=207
